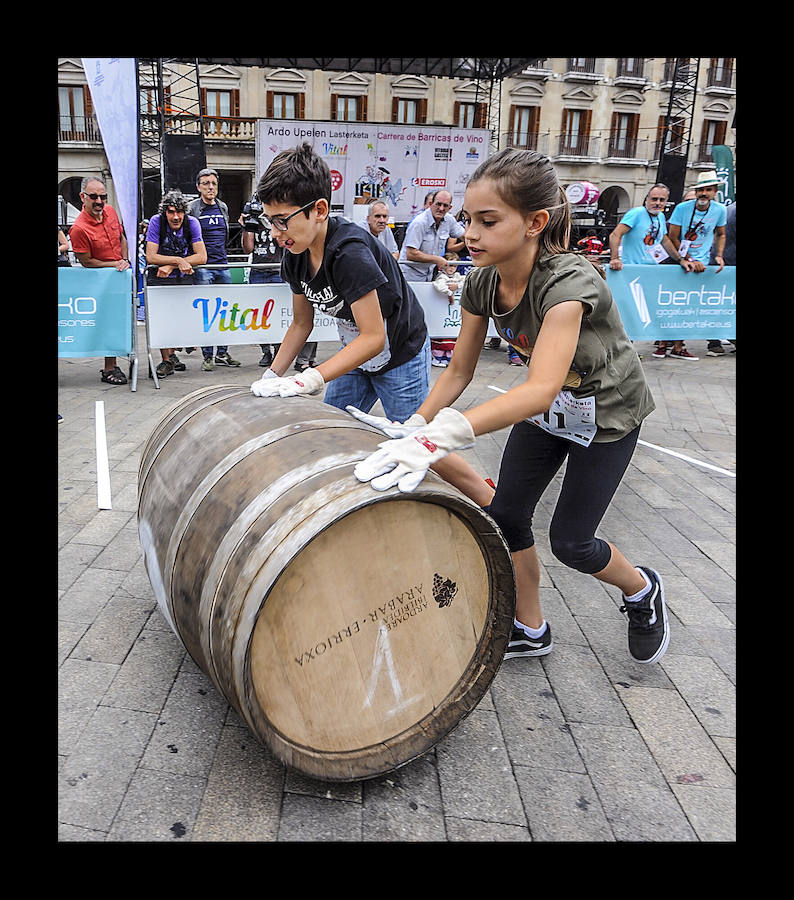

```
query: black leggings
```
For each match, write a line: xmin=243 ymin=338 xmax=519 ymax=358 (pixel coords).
xmin=483 ymin=422 xmax=640 ymax=574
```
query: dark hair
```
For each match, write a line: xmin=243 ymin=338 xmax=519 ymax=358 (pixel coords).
xmin=256 ymin=142 xmax=332 ymax=208
xmin=468 ymin=148 xmax=571 ymax=257
xmin=159 ymin=189 xmax=189 ymax=215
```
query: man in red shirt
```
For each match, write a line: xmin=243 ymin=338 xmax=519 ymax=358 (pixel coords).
xmin=69 ymin=177 xmax=131 ymax=385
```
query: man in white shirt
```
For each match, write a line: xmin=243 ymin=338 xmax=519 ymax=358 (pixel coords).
xmin=357 ymin=199 xmax=399 ymax=259
xmin=398 ymin=189 xmax=465 ymax=281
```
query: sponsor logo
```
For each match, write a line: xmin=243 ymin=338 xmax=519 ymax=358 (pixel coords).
xmin=414 ymin=435 xmax=438 ymax=453
xmin=432 ymin=574 xmax=457 ymax=608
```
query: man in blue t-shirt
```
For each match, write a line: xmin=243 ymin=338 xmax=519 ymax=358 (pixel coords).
xmin=668 ymin=171 xmax=728 ymax=359
xmin=668 ymin=172 xmax=727 ymax=268
xmin=609 ymin=184 xmax=693 ymax=269
xmin=187 ymin=168 xmax=240 ymax=370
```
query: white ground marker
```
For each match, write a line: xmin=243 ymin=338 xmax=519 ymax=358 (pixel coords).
xmin=95 ymin=400 xmax=113 ymax=509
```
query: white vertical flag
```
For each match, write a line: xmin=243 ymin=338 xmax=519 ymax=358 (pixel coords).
xmin=81 ymin=57 xmax=139 ymax=247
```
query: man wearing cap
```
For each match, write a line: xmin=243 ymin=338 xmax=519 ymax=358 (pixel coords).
xmin=668 ymin=171 xmax=727 ymax=358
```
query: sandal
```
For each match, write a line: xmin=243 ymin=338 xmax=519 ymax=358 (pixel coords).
xmin=100 ymin=366 xmax=128 ymax=385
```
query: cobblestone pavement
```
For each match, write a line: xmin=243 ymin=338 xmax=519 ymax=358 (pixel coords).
xmin=58 ymin=330 xmax=736 ymax=842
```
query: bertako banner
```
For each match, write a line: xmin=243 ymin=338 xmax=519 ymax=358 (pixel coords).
xmin=606 ymin=265 xmax=736 ymax=340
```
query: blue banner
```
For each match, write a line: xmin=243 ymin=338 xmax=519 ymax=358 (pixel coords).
xmin=58 ymin=268 xmax=134 ymax=357
xmin=606 ymin=265 xmax=736 ymax=340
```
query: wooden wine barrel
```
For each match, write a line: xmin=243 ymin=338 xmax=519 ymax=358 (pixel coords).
xmin=137 ymin=385 xmax=515 ymax=782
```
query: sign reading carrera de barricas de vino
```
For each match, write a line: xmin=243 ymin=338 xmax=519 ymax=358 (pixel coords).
xmin=255 ymin=119 xmax=491 ymax=223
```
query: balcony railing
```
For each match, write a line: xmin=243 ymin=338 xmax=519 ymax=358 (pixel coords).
xmin=504 ymin=132 xmax=549 ymax=153
xmin=139 ymin=113 xmax=257 ymax=141
xmin=616 ymin=58 xmax=645 ymax=79
xmin=556 ymin=133 xmax=601 ymax=158
xmin=567 ymin=58 xmax=597 ymax=74
xmin=705 ymin=65 xmax=735 ymax=91
xmin=58 ymin=115 xmax=102 ymax=142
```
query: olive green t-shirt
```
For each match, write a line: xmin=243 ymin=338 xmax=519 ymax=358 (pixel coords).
xmin=460 ymin=253 xmax=655 ymax=442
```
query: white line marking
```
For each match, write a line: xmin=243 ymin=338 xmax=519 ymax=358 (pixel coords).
xmin=486 ymin=384 xmax=735 ymax=478
xmin=95 ymin=401 xmax=112 ymax=509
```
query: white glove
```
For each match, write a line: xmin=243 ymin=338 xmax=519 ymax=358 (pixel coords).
xmin=251 ymin=366 xmax=324 ymax=398
xmin=250 ymin=367 xmax=280 ymax=397
xmin=345 ymin=406 xmax=427 ymax=439
xmin=276 ymin=366 xmax=325 ymax=398
xmin=354 ymin=407 xmax=475 ymax=492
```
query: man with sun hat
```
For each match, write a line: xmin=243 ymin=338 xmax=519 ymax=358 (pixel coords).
xmin=668 ymin=171 xmax=728 ymax=358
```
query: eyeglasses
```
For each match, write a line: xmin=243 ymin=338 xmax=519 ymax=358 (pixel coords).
xmin=262 ymin=199 xmax=320 ymax=232
xmin=85 ymin=193 xmax=108 ymax=201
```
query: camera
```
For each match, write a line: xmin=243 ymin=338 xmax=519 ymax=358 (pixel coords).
xmin=242 ymin=195 xmax=264 ymax=232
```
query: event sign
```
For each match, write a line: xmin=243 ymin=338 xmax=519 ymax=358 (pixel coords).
xmin=146 ymin=283 xmax=340 ymax=347
xmin=606 ymin=265 xmax=736 ymax=341
xmin=255 ymin=119 xmax=490 ymax=221
xmin=58 ymin=268 xmax=134 ymax=357
xmin=146 ymin=280 xmax=499 ymax=347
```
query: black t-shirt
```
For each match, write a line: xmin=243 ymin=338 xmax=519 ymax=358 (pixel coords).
xmin=283 ymin=215 xmax=427 ymax=373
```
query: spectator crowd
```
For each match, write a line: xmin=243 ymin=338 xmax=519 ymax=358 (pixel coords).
xmin=59 ymin=165 xmax=735 ymax=384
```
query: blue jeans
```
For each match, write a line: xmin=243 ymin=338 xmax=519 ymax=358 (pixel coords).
xmin=195 ymin=267 xmax=231 ymax=356
xmin=324 ymin=335 xmax=430 ymax=422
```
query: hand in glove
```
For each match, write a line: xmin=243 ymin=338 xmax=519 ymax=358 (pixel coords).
xmin=354 ymin=407 xmax=475 ymax=492
xmin=346 ymin=406 xmax=427 ymax=439
xmin=251 ymin=366 xmax=324 ymax=398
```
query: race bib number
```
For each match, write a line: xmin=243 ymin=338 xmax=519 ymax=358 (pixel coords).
xmin=528 ymin=391 xmax=596 ymax=447
xmin=337 ymin=318 xmax=392 ymax=372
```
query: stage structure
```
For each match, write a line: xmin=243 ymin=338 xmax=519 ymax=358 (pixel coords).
xmin=137 ymin=58 xmax=208 ymax=207
xmin=655 ymin=58 xmax=701 ymax=206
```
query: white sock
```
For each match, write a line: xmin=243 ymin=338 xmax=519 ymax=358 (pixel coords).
xmin=515 ymin=617 xmax=547 ymax=639
xmin=623 ymin=568 xmax=652 ymax=602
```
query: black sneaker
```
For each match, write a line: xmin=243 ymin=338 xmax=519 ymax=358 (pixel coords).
xmin=169 ymin=353 xmax=186 ymax=371
xmin=504 ymin=623 xmax=553 ymax=659
xmin=620 ymin=567 xmax=669 ymax=664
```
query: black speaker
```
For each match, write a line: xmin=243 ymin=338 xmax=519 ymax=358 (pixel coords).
xmin=657 ymin=154 xmax=688 ymax=205
xmin=161 ymin=134 xmax=207 ymax=195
